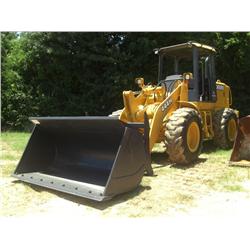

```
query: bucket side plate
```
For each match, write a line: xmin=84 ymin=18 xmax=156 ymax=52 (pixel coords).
xmin=230 ymin=116 xmax=250 ymax=167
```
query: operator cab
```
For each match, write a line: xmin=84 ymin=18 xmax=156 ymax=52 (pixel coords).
xmin=155 ymin=41 xmax=217 ymax=102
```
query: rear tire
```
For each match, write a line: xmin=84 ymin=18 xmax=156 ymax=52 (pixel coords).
xmin=164 ymin=108 xmax=203 ymax=164
xmin=213 ymin=108 xmax=238 ymax=149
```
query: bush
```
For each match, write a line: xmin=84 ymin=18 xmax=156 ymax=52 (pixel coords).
xmin=1 ymin=32 xmax=250 ymax=130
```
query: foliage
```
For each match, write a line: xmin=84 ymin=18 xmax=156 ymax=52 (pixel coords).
xmin=1 ymin=32 xmax=250 ymax=130
xmin=215 ymin=32 xmax=250 ymax=115
xmin=1 ymin=33 xmax=38 ymax=129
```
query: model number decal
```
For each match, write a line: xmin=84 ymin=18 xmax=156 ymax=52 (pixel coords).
xmin=161 ymin=99 xmax=173 ymax=112
xmin=216 ymin=85 xmax=224 ymax=90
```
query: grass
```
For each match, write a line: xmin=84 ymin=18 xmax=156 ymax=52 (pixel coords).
xmin=1 ymin=132 xmax=30 ymax=152
xmin=1 ymin=133 xmax=250 ymax=217
xmin=200 ymin=146 xmax=250 ymax=192
xmin=1 ymin=132 xmax=58 ymax=216
xmin=1 ymin=132 xmax=30 ymax=177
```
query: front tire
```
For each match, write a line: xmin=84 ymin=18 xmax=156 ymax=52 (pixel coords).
xmin=164 ymin=108 xmax=203 ymax=164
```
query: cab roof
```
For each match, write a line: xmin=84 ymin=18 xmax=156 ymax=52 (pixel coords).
xmin=156 ymin=41 xmax=216 ymax=58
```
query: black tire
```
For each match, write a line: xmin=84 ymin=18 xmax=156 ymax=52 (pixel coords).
xmin=213 ymin=108 xmax=238 ymax=149
xmin=164 ymin=108 xmax=203 ymax=164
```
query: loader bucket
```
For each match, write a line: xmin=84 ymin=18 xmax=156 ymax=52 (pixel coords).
xmin=13 ymin=116 xmax=152 ymax=201
xmin=229 ymin=116 xmax=250 ymax=167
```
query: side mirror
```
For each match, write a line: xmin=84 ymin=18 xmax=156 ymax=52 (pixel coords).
xmin=135 ymin=78 xmax=145 ymax=89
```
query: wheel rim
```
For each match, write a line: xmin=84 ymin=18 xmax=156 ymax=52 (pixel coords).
xmin=228 ymin=118 xmax=237 ymax=142
xmin=187 ymin=121 xmax=200 ymax=153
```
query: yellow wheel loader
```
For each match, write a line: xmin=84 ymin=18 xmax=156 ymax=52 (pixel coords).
xmin=13 ymin=41 xmax=238 ymax=201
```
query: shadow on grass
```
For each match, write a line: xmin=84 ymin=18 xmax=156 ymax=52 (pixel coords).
xmin=13 ymin=180 xmax=151 ymax=211
xmin=151 ymin=151 xmax=170 ymax=169
xmin=202 ymin=140 xmax=218 ymax=153
xmin=151 ymin=151 xmax=207 ymax=170
xmin=171 ymin=157 xmax=207 ymax=170
xmin=57 ymin=185 xmax=152 ymax=210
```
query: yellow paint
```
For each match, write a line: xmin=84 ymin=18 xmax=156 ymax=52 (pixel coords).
xmin=119 ymin=76 xmax=237 ymax=153
xmin=148 ymin=85 xmax=181 ymax=151
xmin=200 ymin=111 xmax=214 ymax=140
xmin=191 ymin=42 xmax=216 ymax=53
xmin=187 ymin=121 xmax=200 ymax=152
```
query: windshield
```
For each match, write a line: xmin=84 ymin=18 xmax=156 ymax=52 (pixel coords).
xmin=159 ymin=54 xmax=193 ymax=81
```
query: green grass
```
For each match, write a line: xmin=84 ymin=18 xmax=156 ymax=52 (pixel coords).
xmin=223 ymin=184 xmax=246 ymax=192
xmin=1 ymin=132 xmax=250 ymax=217
xmin=1 ymin=132 xmax=30 ymax=152
xmin=200 ymin=148 xmax=250 ymax=192
xmin=1 ymin=132 xmax=30 ymax=177
xmin=152 ymin=141 xmax=250 ymax=194
xmin=1 ymin=132 xmax=58 ymax=216
xmin=175 ymin=193 xmax=194 ymax=203
xmin=2 ymin=162 xmax=18 ymax=176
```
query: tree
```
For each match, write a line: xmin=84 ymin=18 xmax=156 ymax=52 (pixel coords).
xmin=1 ymin=32 xmax=37 ymax=129
xmin=215 ymin=32 xmax=250 ymax=116
xmin=1 ymin=32 xmax=250 ymax=130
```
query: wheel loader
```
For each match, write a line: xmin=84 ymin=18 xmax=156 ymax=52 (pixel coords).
xmin=13 ymin=41 xmax=239 ymax=201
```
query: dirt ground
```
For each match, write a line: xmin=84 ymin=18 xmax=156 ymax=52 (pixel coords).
xmin=1 ymin=135 xmax=250 ymax=218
